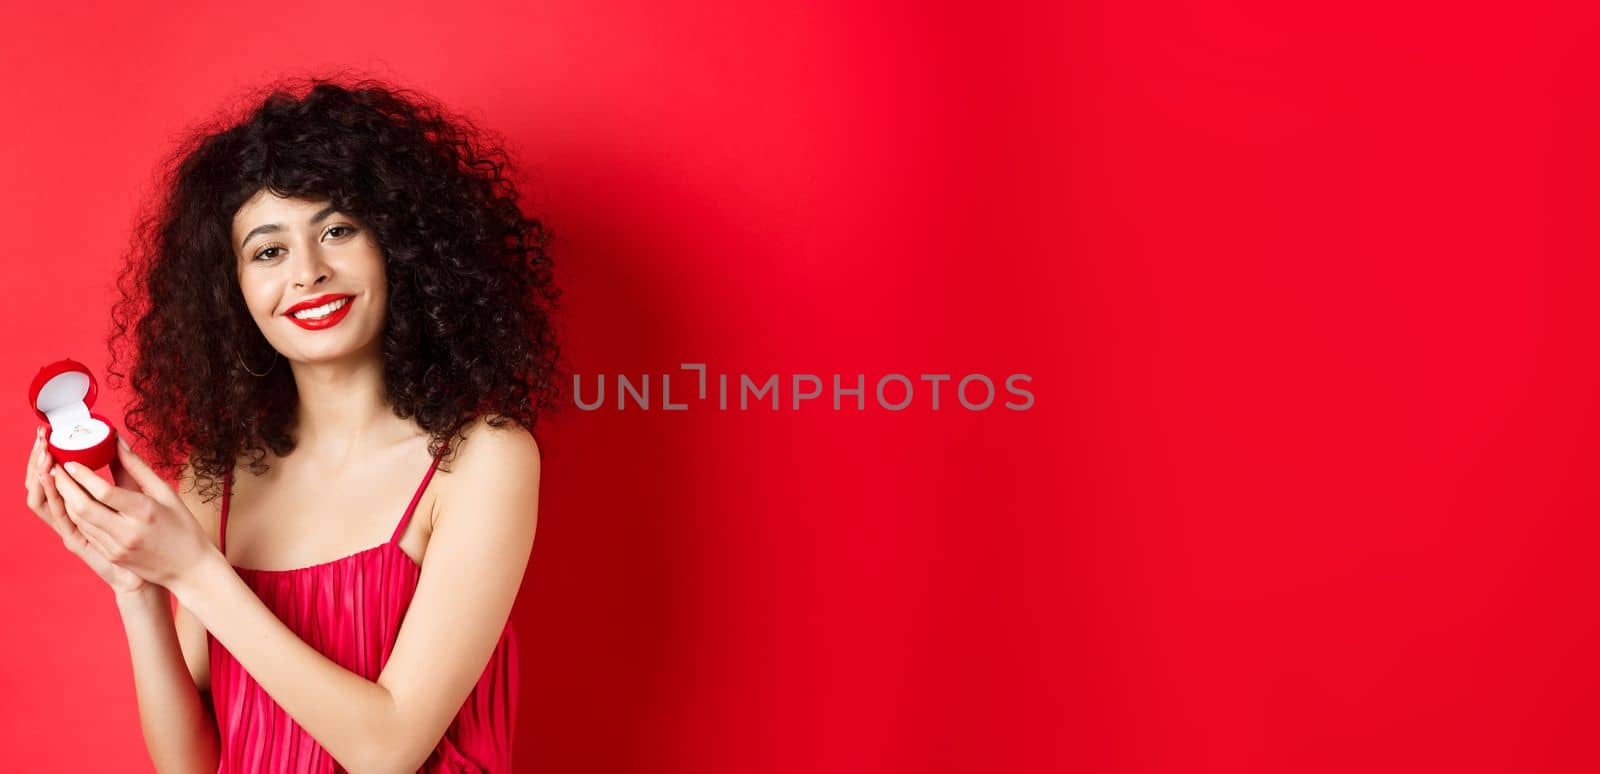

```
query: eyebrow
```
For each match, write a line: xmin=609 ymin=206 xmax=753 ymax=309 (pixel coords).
xmin=238 ymin=204 xmax=342 ymax=250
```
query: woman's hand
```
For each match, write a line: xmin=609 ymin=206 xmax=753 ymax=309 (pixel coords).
xmin=23 ymin=426 xmax=146 ymax=594
xmin=48 ymin=434 xmax=217 ymax=590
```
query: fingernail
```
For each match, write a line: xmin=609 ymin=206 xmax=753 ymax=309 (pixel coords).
xmin=37 ymin=448 xmax=48 ymax=466
xmin=117 ymin=435 xmax=129 ymax=451
xmin=65 ymin=462 xmax=83 ymax=474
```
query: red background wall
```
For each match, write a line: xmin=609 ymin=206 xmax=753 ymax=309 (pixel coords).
xmin=1 ymin=1 xmax=1590 ymax=772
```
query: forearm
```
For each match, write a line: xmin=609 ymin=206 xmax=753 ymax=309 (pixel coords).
xmin=115 ymin=585 xmax=220 ymax=774
xmin=170 ymin=553 xmax=400 ymax=772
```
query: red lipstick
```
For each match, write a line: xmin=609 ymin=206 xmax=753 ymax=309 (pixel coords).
xmin=284 ymin=293 xmax=355 ymax=331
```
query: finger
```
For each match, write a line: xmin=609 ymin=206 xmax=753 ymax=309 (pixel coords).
xmin=24 ymin=435 xmax=53 ymax=515
xmin=65 ymin=499 xmax=120 ymax=560
xmin=60 ymin=460 xmax=149 ymax=517
xmin=25 ymin=428 xmax=40 ymax=481
xmin=30 ymin=468 xmax=61 ymax=532
xmin=23 ymin=431 xmax=36 ymax=490
xmin=22 ymin=428 xmax=46 ymax=491
xmin=51 ymin=465 xmax=135 ymax=546
xmin=39 ymin=468 xmax=91 ymax=549
xmin=112 ymin=436 xmax=178 ymax=507
xmin=53 ymin=469 xmax=121 ymax=558
xmin=26 ymin=464 xmax=50 ymax=520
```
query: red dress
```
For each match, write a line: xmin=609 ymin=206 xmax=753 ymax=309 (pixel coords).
xmin=206 ymin=453 xmax=520 ymax=772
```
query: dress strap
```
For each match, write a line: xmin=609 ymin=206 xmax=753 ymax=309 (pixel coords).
xmin=389 ymin=453 xmax=444 ymax=546
xmin=220 ymin=467 xmax=233 ymax=555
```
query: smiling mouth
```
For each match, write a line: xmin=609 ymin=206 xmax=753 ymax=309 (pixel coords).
xmin=289 ymin=296 xmax=352 ymax=320
xmin=286 ymin=295 xmax=355 ymax=330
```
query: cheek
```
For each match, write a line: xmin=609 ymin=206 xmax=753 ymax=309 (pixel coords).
xmin=238 ymin=278 xmax=276 ymax=320
xmin=362 ymin=258 xmax=390 ymax=302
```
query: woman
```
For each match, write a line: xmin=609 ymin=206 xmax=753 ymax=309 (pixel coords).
xmin=20 ymin=75 xmax=561 ymax=772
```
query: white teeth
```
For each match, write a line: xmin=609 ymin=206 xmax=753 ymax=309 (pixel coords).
xmin=291 ymin=297 xmax=351 ymax=320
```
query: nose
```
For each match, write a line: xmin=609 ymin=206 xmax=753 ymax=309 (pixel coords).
xmin=291 ymin=244 xmax=332 ymax=289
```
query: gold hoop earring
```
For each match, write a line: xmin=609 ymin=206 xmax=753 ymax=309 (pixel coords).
xmin=235 ymin=347 xmax=279 ymax=377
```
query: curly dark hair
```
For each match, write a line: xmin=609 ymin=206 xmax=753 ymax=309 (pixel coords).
xmin=107 ymin=74 xmax=564 ymax=504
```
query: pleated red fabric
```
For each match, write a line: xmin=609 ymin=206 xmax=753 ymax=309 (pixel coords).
xmin=206 ymin=453 xmax=520 ymax=773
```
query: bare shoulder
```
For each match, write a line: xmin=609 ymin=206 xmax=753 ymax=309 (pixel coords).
xmin=445 ymin=414 xmax=542 ymax=479
xmin=434 ymin=414 xmax=542 ymax=531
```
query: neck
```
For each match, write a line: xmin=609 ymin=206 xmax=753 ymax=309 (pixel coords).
xmin=285 ymin=339 xmax=402 ymax=470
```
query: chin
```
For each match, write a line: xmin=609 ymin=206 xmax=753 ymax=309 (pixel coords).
xmin=294 ymin=334 xmax=381 ymax=363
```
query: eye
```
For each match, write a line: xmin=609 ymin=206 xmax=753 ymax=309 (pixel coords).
xmin=253 ymin=245 xmax=284 ymax=261
xmin=325 ymin=224 xmax=357 ymax=240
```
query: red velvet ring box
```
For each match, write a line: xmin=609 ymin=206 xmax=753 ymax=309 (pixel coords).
xmin=28 ymin=358 xmax=118 ymax=471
